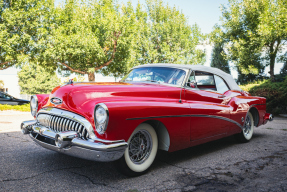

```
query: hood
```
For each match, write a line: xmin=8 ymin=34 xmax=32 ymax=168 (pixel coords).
xmin=45 ymin=82 xmax=181 ymax=118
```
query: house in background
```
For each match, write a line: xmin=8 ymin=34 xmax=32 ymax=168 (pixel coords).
xmin=0 ymin=67 xmax=119 ymax=100
xmin=0 ymin=67 xmax=21 ymax=98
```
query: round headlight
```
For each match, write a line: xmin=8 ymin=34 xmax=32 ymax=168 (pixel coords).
xmin=94 ymin=103 xmax=109 ymax=135
xmin=30 ymin=95 xmax=38 ymax=117
xmin=96 ymin=106 xmax=107 ymax=124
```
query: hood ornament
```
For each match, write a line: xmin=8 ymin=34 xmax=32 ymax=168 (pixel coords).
xmin=60 ymin=79 xmax=74 ymax=87
xmin=68 ymin=79 xmax=73 ymax=84
xmin=50 ymin=97 xmax=63 ymax=105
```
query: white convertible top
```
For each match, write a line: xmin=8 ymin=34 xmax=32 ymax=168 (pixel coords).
xmin=134 ymin=63 xmax=242 ymax=91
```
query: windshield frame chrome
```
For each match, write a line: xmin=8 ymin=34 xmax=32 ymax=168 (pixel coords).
xmin=122 ymin=66 xmax=189 ymax=88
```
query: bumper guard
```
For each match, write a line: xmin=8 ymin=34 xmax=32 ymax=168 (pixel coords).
xmin=21 ymin=120 xmax=128 ymax=162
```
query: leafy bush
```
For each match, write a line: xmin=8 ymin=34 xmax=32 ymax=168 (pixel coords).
xmin=0 ymin=104 xmax=30 ymax=112
xmin=240 ymin=77 xmax=287 ymax=115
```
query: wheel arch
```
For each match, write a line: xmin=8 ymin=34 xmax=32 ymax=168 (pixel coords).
xmin=142 ymin=120 xmax=170 ymax=151
xmin=249 ymin=107 xmax=259 ymax=127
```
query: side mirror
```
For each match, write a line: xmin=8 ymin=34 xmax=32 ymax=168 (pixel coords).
xmin=187 ymin=80 xmax=197 ymax=88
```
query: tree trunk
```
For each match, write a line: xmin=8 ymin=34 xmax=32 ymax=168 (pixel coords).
xmin=269 ymin=43 xmax=276 ymax=82
xmin=88 ymin=72 xmax=95 ymax=81
xmin=270 ymin=55 xmax=275 ymax=82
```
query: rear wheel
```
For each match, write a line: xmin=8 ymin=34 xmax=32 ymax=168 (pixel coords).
xmin=115 ymin=123 xmax=158 ymax=177
xmin=235 ymin=112 xmax=254 ymax=143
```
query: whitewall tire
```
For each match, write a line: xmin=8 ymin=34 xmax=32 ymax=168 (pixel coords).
xmin=235 ymin=112 xmax=254 ymax=142
xmin=116 ymin=123 xmax=158 ymax=176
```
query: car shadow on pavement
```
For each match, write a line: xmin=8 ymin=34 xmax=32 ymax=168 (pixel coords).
xmin=152 ymin=132 xmax=267 ymax=170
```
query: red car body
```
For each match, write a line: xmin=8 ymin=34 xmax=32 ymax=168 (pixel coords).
xmin=21 ymin=64 xmax=272 ymax=176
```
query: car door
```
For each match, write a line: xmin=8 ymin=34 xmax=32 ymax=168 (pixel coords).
xmin=184 ymin=71 xmax=233 ymax=141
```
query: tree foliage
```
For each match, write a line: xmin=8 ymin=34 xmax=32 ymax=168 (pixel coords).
xmin=37 ymin=0 xmax=205 ymax=81
xmin=1 ymin=0 xmax=205 ymax=81
xmin=38 ymin=0 xmax=140 ymax=81
xmin=135 ymin=0 xmax=205 ymax=66
xmin=18 ymin=63 xmax=61 ymax=94
xmin=0 ymin=0 xmax=53 ymax=70
xmin=213 ymin=0 xmax=287 ymax=82
xmin=210 ymin=42 xmax=230 ymax=74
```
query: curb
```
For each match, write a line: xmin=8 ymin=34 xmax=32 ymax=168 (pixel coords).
xmin=279 ymin=114 xmax=287 ymax=118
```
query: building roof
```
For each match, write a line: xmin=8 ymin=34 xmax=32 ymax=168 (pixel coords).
xmin=134 ymin=63 xmax=242 ymax=91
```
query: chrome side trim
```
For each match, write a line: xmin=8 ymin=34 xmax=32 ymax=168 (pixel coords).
xmin=190 ymin=115 xmax=243 ymax=129
xmin=126 ymin=115 xmax=190 ymax=120
xmin=127 ymin=114 xmax=243 ymax=130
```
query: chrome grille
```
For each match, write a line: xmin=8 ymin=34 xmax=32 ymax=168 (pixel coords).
xmin=37 ymin=113 xmax=89 ymax=140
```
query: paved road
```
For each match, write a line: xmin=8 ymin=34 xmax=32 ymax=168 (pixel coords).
xmin=0 ymin=111 xmax=287 ymax=192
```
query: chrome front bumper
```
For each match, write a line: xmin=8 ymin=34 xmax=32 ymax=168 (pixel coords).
xmin=21 ymin=120 xmax=128 ymax=162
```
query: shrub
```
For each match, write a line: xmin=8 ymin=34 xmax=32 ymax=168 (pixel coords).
xmin=240 ymin=77 xmax=287 ymax=115
xmin=0 ymin=104 xmax=30 ymax=112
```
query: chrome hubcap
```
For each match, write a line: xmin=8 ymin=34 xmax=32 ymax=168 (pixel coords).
xmin=243 ymin=115 xmax=251 ymax=136
xmin=128 ymin=130 xmax=152 ymax=164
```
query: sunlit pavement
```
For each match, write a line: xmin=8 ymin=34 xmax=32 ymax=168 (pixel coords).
xmin=0 ymin=112 xmax=287 ymax=192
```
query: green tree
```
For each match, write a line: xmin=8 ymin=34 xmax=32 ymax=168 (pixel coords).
xmin=135 ymin=0 xmax=205 ymax=65
xmin=0 ymin=0 xmax=53 ymax=70
xmin=215 ymin=0 xmax=287 ymax=82
xmin=210 ymin=42 xmax=230 ymax=74
xmin=38 ymin=0 xmax=205 ymax=81
xmin=18 ymin=63 xmax=61 ymax=94
xmin=38 ymin=0 xmax=141 ymax=81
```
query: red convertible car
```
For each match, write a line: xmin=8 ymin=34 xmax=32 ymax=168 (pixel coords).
xmin=21 ymin=64 xmax=273 ymax=176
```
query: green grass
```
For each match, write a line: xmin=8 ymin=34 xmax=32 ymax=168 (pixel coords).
xmin=0 ymin=104 xmax=30 ymax=112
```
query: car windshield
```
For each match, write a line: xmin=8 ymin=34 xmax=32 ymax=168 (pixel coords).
xmin=122 ymin=67 xmax=187 ymax=86
xmin=0 ymin=92 xmax=14 ymax=100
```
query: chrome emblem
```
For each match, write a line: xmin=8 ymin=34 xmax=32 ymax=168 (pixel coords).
xmin=50 ymin=97 xmax=63 ymax=105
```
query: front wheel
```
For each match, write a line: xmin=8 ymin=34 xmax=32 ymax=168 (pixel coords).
xmin=235 ymin=112 xmax=254 ymax=143
xmin=115 ymin=123 xmax=158 ymax=177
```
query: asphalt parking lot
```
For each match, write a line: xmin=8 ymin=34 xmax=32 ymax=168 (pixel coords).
xmin=0 ymin=111 xmax=287 ymax=192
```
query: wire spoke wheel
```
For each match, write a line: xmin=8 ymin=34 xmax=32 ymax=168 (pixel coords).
xmin=116 ymin=123 xmax=158 ymax=176
xmin=243 ymin=115 xmax=252 ymax=137
xmin=128 ymin=130 xmax=152 ymax=164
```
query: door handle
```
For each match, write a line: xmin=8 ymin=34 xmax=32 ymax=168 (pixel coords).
xmin=218 ymin=95 xmax=226 ymax=98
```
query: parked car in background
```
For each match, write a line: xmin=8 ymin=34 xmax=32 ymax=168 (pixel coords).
xmin=21 ymin=64 xmax=273 ymax=176
xmin=0 ymin=91 xmax=29 ymax=105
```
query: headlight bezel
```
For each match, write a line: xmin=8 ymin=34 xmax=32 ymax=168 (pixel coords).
xmin=30 ymin=95 xmax=38 ymax=117
xmin=94 ymin=103 xmax=109 ymax=135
